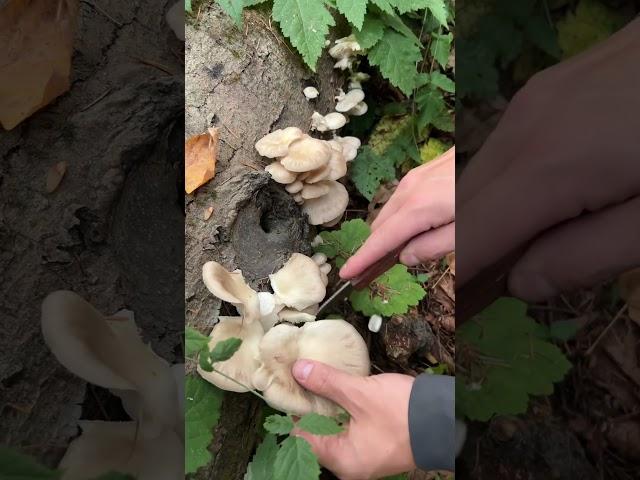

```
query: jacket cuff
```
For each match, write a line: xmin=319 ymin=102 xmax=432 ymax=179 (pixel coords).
xmin=408 ymin=374 xmax=455 ymax=471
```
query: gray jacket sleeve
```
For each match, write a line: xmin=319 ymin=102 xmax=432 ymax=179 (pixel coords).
xmin=408 ymin=374 xmax=455 ymax=472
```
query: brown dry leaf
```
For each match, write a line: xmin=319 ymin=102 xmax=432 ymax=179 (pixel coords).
xmin=446 ymin=252 xmax=455 ymax=275
xmin=46 ymin=161 xmax=67 ymax=193
xmin=0 ymin=0 xmax=78 ymax=130
xmin=185 ymin=127 xmax=218 ymax=194
xmin=619 ymin=269 xmax=640 ymax=323
xmin=366 ymin=180 xmax=398 ymax=224
xmin=203 ymin=206 xmax=214 ymax=221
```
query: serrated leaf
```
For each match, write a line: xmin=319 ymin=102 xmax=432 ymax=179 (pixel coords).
xmin=315 ymin=219 xmax=371 ymax=267
xmin=429 ymin=32 xmax=452 ymax=69
xmin=392 ymin=0 xmax=448 ymax=27
xmin=186 ymin=326 xmax=209 ymax=357
xmin=272 ymin=0 xmax=335 ymax=71
xmin=244 ymin=434 xmax=278 ymax=480
xmin=297 ymin=413 xmax=344 ymax=435
xmin=350 ymin=146 xmax=397 ymax=201
xmin=264 ymin=414 xmax=295 ymax=435
xmin=186 ymin=375 xmax=224 ymax=474
xmin=354 ymin=14 xmax=385 ymax=49
xmin=0 ymin=447 xmax=61 ymax=479
xmin=273 ymin=437 xmax=321 ymax=480
xmin=380 ymin=12 xmax=422 ymax=46
xmin=370 ymin=0 xmax=394 ymax=14
xmin=368 ymin=30 xmax=421 ymax=95
xmin=216 ymin=0 xmax=245 ymax=26
xmin=337 ymin=0 xmax=367 ymax=30
xmin=209 ymin=337 xmax=242 ymax=362
xmin=429 ymin=72 xmax=455 ymax=93
xmin=350 ymin=264 xmax=426 ymax=316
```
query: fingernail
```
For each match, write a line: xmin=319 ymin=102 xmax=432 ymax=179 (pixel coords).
xmin=400 ymin=251 xmax=419 ymax=266
xmin=509 ymin=271 xmax=556 ymax=302
xmin=293 ymin=360 xmax=314 ymax=381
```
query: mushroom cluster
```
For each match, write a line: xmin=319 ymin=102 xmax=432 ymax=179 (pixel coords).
xmin=328 ymin=34 xmax=362 ymax=70
xmin=41 ymin=291 xmax=183 ymax=480
xmin=197 ymin=254 xmax=370 ymax=416
xmin=256 ymin=128 xmax=360 ymax=226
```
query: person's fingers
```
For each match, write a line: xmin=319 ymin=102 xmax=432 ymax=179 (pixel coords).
xmin=399 ymin=222 xmax=455 ymax=266
xmin=292 ymin=360 xmax=365 ymax=415
xmin=508 ymin=196 xmax=640 ymax=302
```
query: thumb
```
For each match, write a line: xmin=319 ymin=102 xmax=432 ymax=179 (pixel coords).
xmin=292 ymin=360 xmax=363 ymax=414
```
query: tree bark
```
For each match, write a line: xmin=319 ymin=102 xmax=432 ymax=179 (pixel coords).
xmin=185 ymin=4 xmax=337 ymax=479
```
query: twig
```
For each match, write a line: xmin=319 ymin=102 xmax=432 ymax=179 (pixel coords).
xmin=80 ymin=88 xmax=113 ymax=112
xmin=430 ymin=266 xmax=451 ymax=290
xmin=586 ymin=304 xmax=628 ymax=356
xmin=130 ymin=56 xmax=175 ymax=75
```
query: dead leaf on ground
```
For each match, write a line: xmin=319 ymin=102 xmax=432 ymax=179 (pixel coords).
xmin=0 ymin=0 xmax=78 ymax=130
xmin=619 ymin=269 xmax=640 ymax=324
xmin=185 ymin=127 xmax=218 ymax=194
xmin=446 ymin=252 xmax=455 ymax=275
xmin=46 ymin=161 xmax=67 ymax=193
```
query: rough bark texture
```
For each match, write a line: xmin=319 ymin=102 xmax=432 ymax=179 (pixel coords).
xmin=185 ymin=4 xmax=337 ymax=479
xmin=0 ymin=0 xmax=183 ymax=467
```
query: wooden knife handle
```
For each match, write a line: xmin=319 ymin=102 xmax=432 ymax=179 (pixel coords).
xmin=351 ymin=243 xmax=408 ymax=290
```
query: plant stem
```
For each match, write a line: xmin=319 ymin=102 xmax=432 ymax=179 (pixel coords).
xmin=211 ymin=367 xmax=268 ymax=402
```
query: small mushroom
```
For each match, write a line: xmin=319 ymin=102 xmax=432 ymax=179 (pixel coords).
xmin=302 ymin=180 xmax=349 ymax=225
xmin=278 ymin=309 xmax=317 ymax=323
xmin=335 ymin=89 xmax=365 ymax=113
xmin=368 ymin=314 xmax=382 ymax=333
xmin=255 ymin=127 xmax=304 ymax=158
xmin=202 ymin=262 xmax=261 ymax=322
xmin=293 ymin=193 xmax=304 ymax=204
xmin=265 ymin=161 xmax=298 ymax=184
xmin=334 ymin=136 xmax=361 ymax=162
xmin=311 ymin=253 xmax=327 ymax=265
xmin=285 ymin=180 xmax=304 ymax=194
xmin=329 ymin=35 xmax=362 ymax=71
xmin=269 ymin=253 xmax=326 ymax=311
xmin=252 ymin=320 xmax=370 ymax=416
xmin=348 ymin=72 xmax=370 ymax=90
xmin=197 ymin=316 xmax=264 ymax=392
xmin=326 ymin=141 xmax=348 ymax=180
xmin=348 ymin=101 xmax=368 ymax=116
xmin=258 ymin=292 xmax=283 ymax=331
xmin=324 ymin=112 xmax=348 ymax=130
xmin=310 ymin=235 xmax=324 ymax=247
xmin=301 ymin=181 xmax=331 ymax=200
xmin=302 ymin=163 xmax=332 ymax=184
xmin=303 ymin=86 xmax=319 ymax=100
xmin=280 ymin=136 xmax=332 ymax=172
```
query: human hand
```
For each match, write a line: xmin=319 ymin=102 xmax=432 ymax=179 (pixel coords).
xmin=340 ymin=148 xmax=455 ymax=280
xmin=291 ymin=360 xmax=416 ymax=480
xmin=457 ymin=18 xmax=640 ymax=302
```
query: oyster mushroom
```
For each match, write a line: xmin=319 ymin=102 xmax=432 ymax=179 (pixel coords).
xmin=278 ymin=309 xmax=317 ymax=323
xmin=301 ymin=181 xmax=331 ymax=200
xmin=302 ymin=180 xmax=349 ymax=225
xmin=285 ymin=180 xmax=304 ymax=194
xmin=197 ymin=316 xmax=264 ymax=392
xmin=265 ymin=161 xmax=297 ymax=184
xmin=311 ymin=112 xmax=347 ymax=132
xmin=269 ymin=253 xmax=326 ymax=311
xmin=202 ymin=262 xmax=261 ymax=322
xmin=255 ymin=127 xmax=304 ymax=158
xmin=252 ymin=320 xmax=370 ymax=416
xmin=335 ymin=89 xmax=365 ymax=113
xmin=280 ymin=136 xmax=332 ymax=172
xmin=258 ymin=291 xmax=283 ymax=331
xmin=303 ymin=86 xmax=319 ymax=99
xmin=347 ymin=101 xmax=368 ymax=116
xmin=334 ymin=136 xmax=361 ymax=161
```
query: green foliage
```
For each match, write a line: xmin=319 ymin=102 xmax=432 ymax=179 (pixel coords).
xmin=185 ymin=375 xmax=225 ymax=474
xmin=273 ymin=437 xmax=320 ymax=480
xmin=368 ymin=30 xmax=422 ymax=95
xmin=315 ymin=219 xmax=371 ymax=267
xmin=272 ymin=0 xmax=336 ymax=71
xmin=199 ymin=337 xmax=243 ymax=371
xmin=350 ymin=146 xmax=396 ymax=201
xmin=337 ymin=0 xmax=368 ymax=30
xmin=429 ymin=32 xmax=452 ymax=69
xmin=456 ymin=298 xmax=572 ymax=421
xmin=354 ymin=14 xmax=386 ymax=49
xmin=420 ymin=137 xmax=450 ymax=164
xmin=296 ymin=413 xmax=344 ymax=435
xmin=0 ymin=447 xmax=61 ymax=479
xmin=216 ymin=0 xmax=245 ymax=26
xmin=185 ymin=0 xmax=192 ymax=12
xmin=185 ymin=326 xmax=209 ymax=357
xmin=350 ymin=264 xmax=426 ymax=316
xmin=392 ymin=0 xmax=447 ymax=26
xmin=547 ymin=319 xmax=580 ymax=342
xmin=245 ymin=434 xmax=279 ymax=480
xmin=264 ymin=414 xmax=296 ymax=435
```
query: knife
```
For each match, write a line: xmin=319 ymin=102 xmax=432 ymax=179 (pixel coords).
xmin=317 ymin=243 xmax=407 ymax=318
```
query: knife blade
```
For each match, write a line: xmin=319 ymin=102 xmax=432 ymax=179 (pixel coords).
xmin=317 ymin=242 xmax=407 ymax=318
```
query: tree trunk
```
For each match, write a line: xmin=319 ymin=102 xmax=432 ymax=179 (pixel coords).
xmin=185 ymin=4 xmax=337 ymax=479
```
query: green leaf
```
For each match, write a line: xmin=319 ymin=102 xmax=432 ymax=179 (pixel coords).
xmin=264 ymin=414 xmax=295 ymax=435
xmin=354 ymin=14 xmax=385 ymax=49
xmin=392 ymin=0 xmax=448 ymax=27
xmin=380 ymin=12 xmax=422 ymax=46
xmin=185 ymin=375 xmax=224 ymax=474
xmin=429 ymin=72 xmax=455 ymax=93
xmin=350 ymin=264 xmax=426 ymax=316
xmin=209 ymin=337 xmax=243 ymax=362
xmin=315 ymin=219 xmax=371 ymax=267
xmin=337 ymin=0 xmax=367 ymax=30
xmin=370 ymin=0 xmax=394 ymax=14
xmin=0 ymin=447 xmax=61 ymax=479
xmin=350 ymin=146 xmax=397 ymax=201
xmin=244 ymin=0 xmax=268 ymax=5
xmin=369 ymin=29 xmax=421 ymax=95
xmin=429 ymin=32 xmax=452 ymax=69
xmin=525 ymin=15 xmax=561 ymax=58
xmin=273 ymin=437 xmax=321 ymax=480
xmin=296 ymin=413 xmax=345 ymax=435
xmin=185 ymin=0 xmax=192 ymax=13
xmin=186 ymin=326 xmax=210 ymax=357
xmin=272 ymin=0 xmax=335 ymax=71
xmin=244 ymin=434 xmax=278 ymax=480
xmin=420 ymin=138 xmax=450 ymax=164
xmin=216 ymin=0 xmax=245 ymax=26
xmin=456 ymin=298 xmax=572 ymax=421
xmin=548 ymin=319 xmax=580 ymax=342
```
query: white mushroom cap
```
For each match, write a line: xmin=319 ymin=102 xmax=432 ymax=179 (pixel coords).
xmin=334 ymin=57 xmax=353 ymax=70
xmin=197 ymin=316 xmax=264 ymax=392
xmin=255 ymin=127 xmax=304 ymax=158
xmin=303 ymin=86 xmax=319 ymax=99
xmin=293 ymin=193 xmax=304 ymax=204
xmin=252 ymin=320 xmax=370 ymax=416
xmin=334 ymin=136 xmax=361 ymax=162
xmin=265 ymin=161 xmax=298 ymax=184
xmin=301 ymin=163 xmax=332 ymax=184
xmin=258 ymin=292 xmax=283 ymax=331
xmin=302 ymin=180 xmax=349 ymax=225
xmin=368 ymin=314 xmax=383 ymax=333
xmin=285 ymin=180 xmax=304 ymax=194
xmin=301 ymin=181 xmax=331 ymax=200
xmin=328 ymin=35 xmax=362 ymax=59
xmin=326 ymin=141 xmax=348 ymax=180
xmin=312 ymin=252 xmax=327 ymax=265
xmin=323 ymin=112 xmax=347 ymax=130
xmin=335 ymin=89 xmax=365 ymax=112
xmin=269 ymin=253 xmax=326 ymax=311
xmin=322 ymin=215 xmax=343 ymax=228
xmin=280 ymin=136 xmax=332 ymax=172
xmin=311 ymin=111 xmax=328 ymax=132
xmin=202 ymin=262 xmax=261 ymax=322
xmin=166 ymin=2 xmax=185 ymax=41
xmin=58 ymin=421 xmax=183 ymax=480
xmin=278 ymin=309 xmax=317 ymax=324
xmin=310 ymin=235 xmax=324 ymax=247
xmin=348 ymin=101 xmax=368 ymax=116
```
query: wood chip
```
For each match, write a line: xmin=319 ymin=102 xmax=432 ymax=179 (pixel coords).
xmin=46 ymin=161 xmax=67 ymax=193
xmin=203 ymin=206 xmax=214 ymax=220
xmin=185 ymin=127 xmax=218 ymax=194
